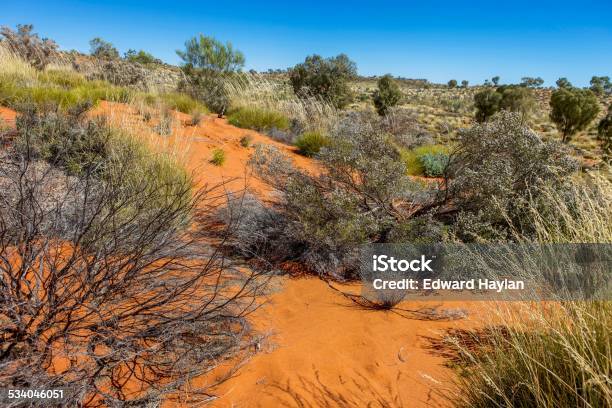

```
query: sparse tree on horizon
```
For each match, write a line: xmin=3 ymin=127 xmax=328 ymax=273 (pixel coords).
xmin=373 ymin=74 xmax=402 ymax=115
xmin=448 ymin=79 xmax=458 ymax=88
xmin=89 ymin=37 xmax=120 ymax=59
xmin=550 ymin=87 xmax=600 ymax=143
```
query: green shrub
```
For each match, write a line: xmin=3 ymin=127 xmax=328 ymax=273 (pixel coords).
xmin=447 ymin=79 xmax=457 ymax=88
xmin=294 ymin=131 xmax=330 ymax=156
xmin=474 ymin=86 xmax=535 ymax=122
xmin=210 ymin=148 xmax=226 ymax=166
xmin=289 ymin=54 xmax=357 ymax=109
xmin=373 ymin=74 xmax=402 ymax=116
xmin=598 ymin=105 xmax=612 ymax=161
xmin=401 ymin=145 xmax=449 ymax=176
xmin=227 ymin=106 xmax=289 ymax=132
xmin=418 ymin=152 xmax=449 ymax=177
xmin=124 ymin=49 xmax=161 ymax=65
xmin=474 ymin=88 xmax=502 ymax=122
xmin=89 ymin=37 xmax=119 ymax=60
xmin=239 ymin=135 xmax=252 ymax=147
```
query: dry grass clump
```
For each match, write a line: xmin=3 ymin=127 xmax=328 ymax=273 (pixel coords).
xmin=442 ymin=175 xmax=612 ymax=408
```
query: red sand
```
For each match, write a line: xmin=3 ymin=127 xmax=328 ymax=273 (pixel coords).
xmin=3 ymin=102 xmax=479 ymax=407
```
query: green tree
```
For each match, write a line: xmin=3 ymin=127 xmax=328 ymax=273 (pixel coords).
xmin=176 ymin=34 xmax=245 ymax=115
xmin=373 ymin=74 xmax=402 ymax=115
xmin=447 ymin=79 xmax=458 ymax=88
xmin=520 ymin=76 xmax=544 ymax=88
xmin=474 ymin=88 xmax=502 ymax=122
xmin=89 ymin=37 xmax=119 ymax=60
xmin=461 ymin=80 xmax=469 ymax=88
xmin=556 ymin=77 xmax=572 ymax=89
xmin=590 ymin=76 xmax=611 ymax=96
xmin=497 ymin=85 xmax=536 ymax=120
xmin=550 ymin=87 xmax=600 ymax=143
xmin=289 ymin=54 xmax=357 ymax=109
xmin=492 ymin=76 xmax=500 ymax=86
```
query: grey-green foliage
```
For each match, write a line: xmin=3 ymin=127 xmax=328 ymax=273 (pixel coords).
xmin=0 ymin=24 xmax=58 ymax=70
xmin=556 ymin=77 xmax=572 ymax=89
xmin=89 ymin=37 xmax=120 ymax=60
xmin=448 ymin=111 xmax=577 ymax=240
xmin=418 ymin=152 xmax=449 ymax=177
xmin=289 ymin=54 xmax=357 ymax=109
xmin=373 ymin=74 xmax=402 ymax=116
xmin=520 ymin=76 xmax=544 ymax=88
xmin=447 ymin=79 xmax=458 ymax=88
xmin=176 ymin=34 xmax=245 ymax=114
xmin=461 ymin=80 xmax=469 ymax=88
xmin=250 ymin=118 xmax=415 ymax=276
xmin=474 ymin=88 xmax=503 ymax=122
xmin=550 ymin=87 xmax=600 ymax=143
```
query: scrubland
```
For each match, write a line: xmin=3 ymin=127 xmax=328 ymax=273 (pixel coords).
xmin=0 ymin=25 xmax=610 ymax=408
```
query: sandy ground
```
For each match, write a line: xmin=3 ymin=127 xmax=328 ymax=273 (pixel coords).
xmin=3 ymin=102 xmax=479 ymax=407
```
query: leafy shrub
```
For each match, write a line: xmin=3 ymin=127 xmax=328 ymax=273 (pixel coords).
xmin=373 ymin=74 xmax=402 ymax=116
xmin=227 ymin=106 xmax=290 ymax=132
xmin=418 ymin=152 xmax=449 ymax=177
xmin=0 ymin=24 xmax=58 ymax=70
xmin=210 ymin=148 xmax=226 ymax=165
xmin=401 ymin=145 xmax=449 ymax=176
xmin=598 ymin=105 xmax=612 ymax=161
xmin=289 ymin=54 xmax=357 ymax=109
xmin=550 ymin=87 xmax=600 ymax=143
xmin=294 ymin=131 xmax=330 ymax=156
xmin=474 ymin=86 xmax=535 ymax=122
xmin=590 ymin=75 xmax=611 ymax=96
xmin=89 ymin=37 xmax=119 ymax=60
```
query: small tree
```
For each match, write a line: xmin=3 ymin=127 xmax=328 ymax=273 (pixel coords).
xmin=289 ymin=54 xmax=357 ymax=109
xmin=556 ymin=77 xmax=572 ymax=89
xmin=550 ymin=87 xmax=600 ymax=143
xmin=0 ymin=24 xmax=58 ymax=70
xmin=520 ymin=76 xmax=544 ymax=88
xmin=590 ymin=76 xmax=611 ymax=96
xmin=598 ymin=105 xmax=612 ymax=161
xmin=461 ymin=80 xmax=469 ymax=88
xmin=176 ymin=34 xmax=245 ymax=115
xmin=474 ymin=88 xmax=502 ymax=122
xmin=492 ymin=76 xmax=500 ymax=86
xmin=373 ymin=74 xmax=402 ymax=115
xmin=498 ymin=85 xmax=536 ymax=120
xmin=89 ymin=37 xmax=120 ymax=59
xmin=448 ymin=79 xmax=458 ymax=88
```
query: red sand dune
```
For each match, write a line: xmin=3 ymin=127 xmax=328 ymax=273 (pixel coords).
xmin=3 ymin=102 xmax=482 ymax=407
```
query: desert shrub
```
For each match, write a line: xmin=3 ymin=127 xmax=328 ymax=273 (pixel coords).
xmin=177 ymin=34 xmax=244 ymax=114
xmin=447 ymin=111 xmax=577 ymax=241
xmin=598 ymin=105 xmax=612 ymax=161
xmin=210 ymin=148 xmax=226 ymax=165
xmin=447 ymin=79 xmax=457 ymax=88
xmin=378 ymin=107 xmax=433 ymax=148
xmin=294 ymin=131 xmax=330 ymax=156
xmin=123 ymin=48 xmax=161 ymax=64
xmin=550 ymin=87 xmax=600 ymax=143
xmin=401 ymin=144 xmax=449 ymax=176
xmin=240 ymin=134 xmax=252 ymax=147
xmin=190 ymin=110 xmax=203 ymax=126
xmin=373 ymin=74 xmax=402 ymax=115
xmin=474 ymin=88 xmax=502 ymax=122
xmin=289 ymin=54 xmax=357 ymax=109
xmin=0 ymin=24 xmax=58 ymax=70
xmin=227 ymin=106 xmax=290 ymax=132
xmin=0 ymin=124 xmax=265 ymax=406
xmin=419 ymin=152 xmax=449 ymax=177
xmin=89 ymin=37 xmax=119 ymax=60
xmin=249 ymin=118 xmax=416 ymax=277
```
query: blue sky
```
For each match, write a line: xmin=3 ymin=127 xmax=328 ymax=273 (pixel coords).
xmin=3 ymin=1 xmax=611 ymax=86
